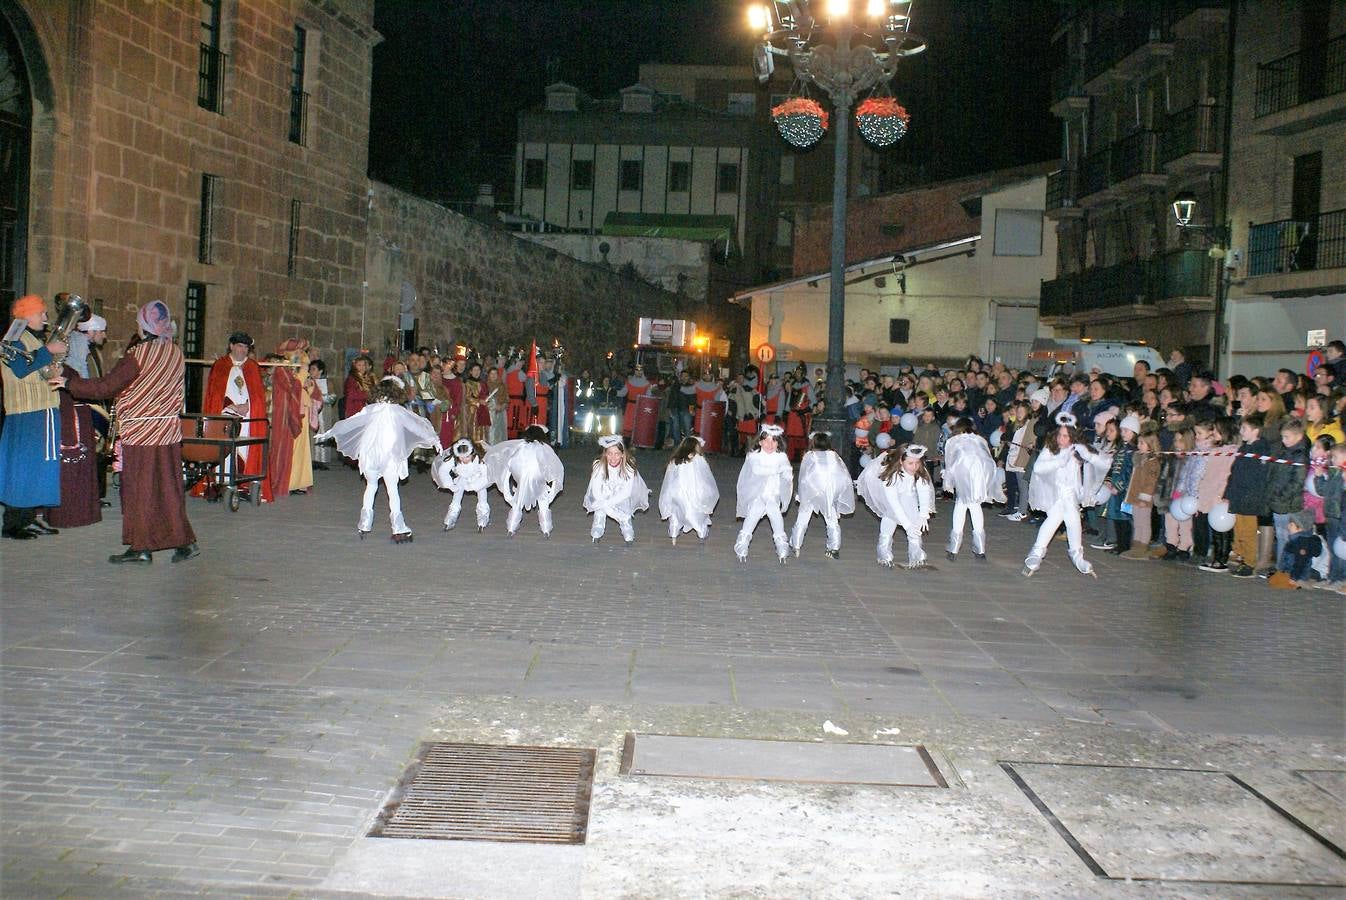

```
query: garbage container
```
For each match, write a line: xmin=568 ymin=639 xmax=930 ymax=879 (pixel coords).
xmin=631 ymin=394 xmax=662 ymax=449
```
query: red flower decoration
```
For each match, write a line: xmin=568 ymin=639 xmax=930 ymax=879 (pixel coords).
xmin=771 ymin=97 xmax=829 ymax=131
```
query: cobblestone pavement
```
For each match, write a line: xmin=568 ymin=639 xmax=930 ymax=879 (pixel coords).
xmin=2 ymin=447 xmax=1343 ymax=897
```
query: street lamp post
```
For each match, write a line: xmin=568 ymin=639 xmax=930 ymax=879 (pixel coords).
xmin=1171 ymin=191 xmax=1231 ymax=377
xmin=747 ymin=0 xmax=925 ymax=449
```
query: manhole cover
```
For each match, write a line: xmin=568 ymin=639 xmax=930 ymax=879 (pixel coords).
xmin=620 ymin=733 xmax=948 ymax=787
xmin=370 ymin=742 xmax=595 ymax=844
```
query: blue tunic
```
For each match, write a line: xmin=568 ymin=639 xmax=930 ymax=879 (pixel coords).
xmin=0 ymin=346 xmax=60 ymax=508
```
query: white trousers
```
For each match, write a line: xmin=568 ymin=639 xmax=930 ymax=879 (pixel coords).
xmin=360 ymin=473 xmax=408 ymax=535
xmin=666 ymin=504 xmax=711 ymax=540
xmin=1024 ymin=499 xmax=1091 ymax=574
xmin=790 ymin=501 xmax=841 ymax=552
xmin=506 ymin=494 xmax=554 ymax=535
xmin=735 ymin=500 xmax=789 ymax=558
xmin=591 ymin=510 xmax=635 ymax=542
xmin=445 ymin=488 xmax=490 ymax=529
xmin=878 ymin=517 xmax=925 ymax=566
xmin=947 ymin=499 xmax=986 ymax=555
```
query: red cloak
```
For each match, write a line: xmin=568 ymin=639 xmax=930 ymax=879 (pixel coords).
xmin=267 ymin=366 xmax=303 ymax=501
xmin=198 ymin=356 xmax=273 ymax=503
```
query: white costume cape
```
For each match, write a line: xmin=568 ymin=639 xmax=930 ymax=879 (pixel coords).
xmin=583 ymin=463 xmax=650 ymax=519
xmin=487 ymin=439 xmax=565 ymax=510
xmin=1027 ymin=444 xmax=1112 ymax=512
xmin=735 ymin=450 xmax=792 ymax=518
xmin=796 ymin=449 xmax=855 ymax=515
xmin=942 ymin=433 xmax=1004 ymax=504
xmin=316 ymin=403 xmax=439 ymax=480
xmin=856 ymin=455 xmax=934 ymax=531
xmin=432 ymin=453 xmax=491 ymax=492
xmin=658 ymin=456 xmax=720 ymax=534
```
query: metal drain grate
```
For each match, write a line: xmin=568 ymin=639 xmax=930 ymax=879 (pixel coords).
xmin=369 ymin=742 xmax=595 ymax=844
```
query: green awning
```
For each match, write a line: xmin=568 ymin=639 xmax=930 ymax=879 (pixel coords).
xmin=601 ymin=212 xmax=738 ymax=254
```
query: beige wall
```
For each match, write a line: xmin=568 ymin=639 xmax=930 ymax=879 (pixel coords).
xmin=747 ymin=176 xmax=1056 ymax=367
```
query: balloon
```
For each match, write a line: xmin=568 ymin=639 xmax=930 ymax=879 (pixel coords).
xmin=1208 ymin=501 xmax=1235 ymax=533
xmin=1170 ymin=495 xmax=1198 ymax=522
xmin=899 ymin=412 xmax=918 ymax=432
xmin=1334 ymin=536 xmax=1346 ymax=561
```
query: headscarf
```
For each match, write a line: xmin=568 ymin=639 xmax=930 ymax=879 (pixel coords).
xmin=78 ymin=314 xmax=107 ymax=333
xmin=136 ymin=300 xmax=173 ymax=338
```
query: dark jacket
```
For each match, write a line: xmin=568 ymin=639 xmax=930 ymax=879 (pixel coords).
xmin=1224 ymin=437 xmax=1270 ymax=516
xmin=1314 ymin=466 xmax=1343 ymax=522
xmin=1264 ymin=438 xmax=1309 ymax=514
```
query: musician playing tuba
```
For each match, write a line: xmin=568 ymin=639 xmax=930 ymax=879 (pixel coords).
xmin=0 ymin=295 xmax=66 ymax=540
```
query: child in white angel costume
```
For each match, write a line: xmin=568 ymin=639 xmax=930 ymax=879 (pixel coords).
xmin=659 ymin=435 xmax=719 ymax=544
xmin=942 ymin=417 xmax=1004 ymax=562
xmin=583 ymin=435 xmax=650 ymax=545
xmin=1022 ymin=412 xmax=1111 ymax=578
xmin=734 ymin=423 xmax=794 ymax=564
xmin=789 ymin=431 xmax=855 ymax=560
xmin=487 ymin=424 xmax=565 ymax=537
xmin=432 ymin=437 xmax=492 ymax=531
xmin=857 ymin=443 xmax=936 ymax=568
xmin=316 ymin=375 xmax=441 ymax=543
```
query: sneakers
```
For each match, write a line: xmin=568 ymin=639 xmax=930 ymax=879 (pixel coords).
xmin=1230 ymin=564 xmax=1256 ymax=578
xmin=1197 ymin=561 xmax=1228 ymax=573
xmin=997 ymin=509 xmax=1017 ymax=519
xmin=1089 ymin=540 xmax=1116 ymax=551
xmin=1005 ymin=512 xmax=1026 ymax=522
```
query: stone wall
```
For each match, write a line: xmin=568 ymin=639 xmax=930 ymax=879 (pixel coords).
xmin=365 ymin=183 xmax=687 ymax=373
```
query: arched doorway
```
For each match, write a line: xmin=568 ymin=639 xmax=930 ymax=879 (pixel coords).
xmin=0 ymin=12 xmax=28 ymax=309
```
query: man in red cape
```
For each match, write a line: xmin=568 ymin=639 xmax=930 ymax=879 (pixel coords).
xmin=198 ymin=332 xmax=273 ymax=503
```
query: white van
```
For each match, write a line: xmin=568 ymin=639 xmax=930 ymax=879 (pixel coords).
xmin=1026 ymin=338 xmax=1164 ymax=380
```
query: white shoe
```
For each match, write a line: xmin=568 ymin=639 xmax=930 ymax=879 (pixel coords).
xmin=1005 ymin=512 xmax=1026 ymax=522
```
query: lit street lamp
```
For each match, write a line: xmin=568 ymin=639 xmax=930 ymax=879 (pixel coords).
xmin=747 ymin=0 xmax=925 ymax=450
xmin=1170 ymin=191 xmax=1231 ymax=376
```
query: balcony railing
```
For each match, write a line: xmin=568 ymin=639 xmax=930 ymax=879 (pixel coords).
xmin=1079 ymin=146 xmax=1110 ymax=197
xmin=288 ymin=90 xmax=309 ymax=145
xmin=1255 ymin=34 xmax=1346 ymax=118
xmin=1038 ymin=250 xmax=1216 ymax=317
xmin=1045 ymin=168 xmax=1078 ymax=211
xmin=1248 ymin=208 xmax=1346 ymax=276
xmin=1157 ymin=248 xmax=1216 ymax=298
xmin=1109 ymin=129 xmax=1160 ymax=181
xmin=1160 ymin=102 xmax=1222 ymax=163
xmin=1084 ymin=12 xmax=1171 ymax=83
xmin=197 ymin=43 xmax=227 ymax=113
xmin=1040 ymin=276 xmax=1074 ymax=317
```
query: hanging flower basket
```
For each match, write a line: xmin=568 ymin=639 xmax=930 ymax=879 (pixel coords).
xmin=855 ymin=96 xmax=910 ymax=147
xmin=771 ymin=97 xmax=828 ymax=149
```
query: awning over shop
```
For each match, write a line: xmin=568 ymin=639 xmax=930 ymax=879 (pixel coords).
xmin=601 ymin=212 xmax=739 ymax=256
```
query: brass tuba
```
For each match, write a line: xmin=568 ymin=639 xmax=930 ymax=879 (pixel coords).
xmin=42 ymin=292 xmax=88 ymax=376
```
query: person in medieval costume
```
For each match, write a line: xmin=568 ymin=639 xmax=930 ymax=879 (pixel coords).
xmin=548 ymin=354 xmax=574 ymax=448
xmin=0 ymin=294 xmax=65 ymax=539
xmin=437 ymin=353 xmax=464 ymax=447
xmin=266 ymin=353 xmax=302 ymax=501
xmin=197 ymin=332 xmax=271 ymax=504
xmin=55 ymin=300 xmax=198 ymax=564
xmin=503 ymin=351 xmax=529 ymax=438
xmin=317 ymin=375 xmax=441 ymax=543
xmin=617 ymin=364 xmax=652 ymax=439
xmin=277 ymin=338 xmax=320 ymax=494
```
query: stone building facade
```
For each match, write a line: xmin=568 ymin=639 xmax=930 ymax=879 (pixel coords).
xmin=1223 ymin=0 xmax=1346 ymax=375
xmin=0 ymin=0 xmax=683 ymax=402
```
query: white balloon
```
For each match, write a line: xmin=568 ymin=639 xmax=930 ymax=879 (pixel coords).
xmin=1208 ymin=501 xmax=1235 ymax=533
xmin=1176 ymin=494 xmax=1199 ymax=519
xmin=899 ymin=412 xmax=918 ymax=432
xmin=1169 ymin=495 xmax=1195 ymax=522
xmin=1334 ymin=536 xmax=1346 ymax=561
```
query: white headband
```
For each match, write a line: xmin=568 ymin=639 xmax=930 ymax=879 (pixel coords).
xmin=381 ymin=375 xmax=405 ymax=389
xmin=598 ymin=435 xmax=624 ymax=449
xmin=903 ymin=444 xmax=928 ymax=459
xmin=808 ymin=430 xmax=828 ymax=440
xmin=760 ymin=424 xmax=785 ymax=437
xmin=1055 ymin=412 xmax=1078 ymax=427
xmin=451 ymin=438 xmax=474 ymax=456
xmin=693 ymin=435 xmax=706 ymax=446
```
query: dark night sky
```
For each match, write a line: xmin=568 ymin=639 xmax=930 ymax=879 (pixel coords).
xmin=368 ymin=0 xmax=1060 ymax=205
